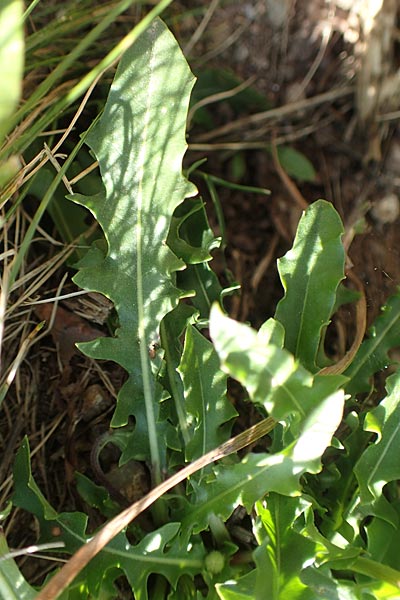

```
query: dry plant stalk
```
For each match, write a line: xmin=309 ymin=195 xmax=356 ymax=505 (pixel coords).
xmin=355 ymin=0 xmax=400 ymax=123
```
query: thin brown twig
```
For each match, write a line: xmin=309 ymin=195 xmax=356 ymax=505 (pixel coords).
xmin=189 ymin=114 xmax=340 ymax=152
xmin=183 ymin=0 xmax=220 ymax=56
xmin=251 ymin=234 xmax=279 ymax=292
xmin=271 ymin=135 xmax=308 ymax=210
xmin=318 ymin=269 xmax=367 ymax=376
xmin=187 ymin=75 xmax=256 ymax=128
xmin=194 ymin=86 xmax=354 ymax=143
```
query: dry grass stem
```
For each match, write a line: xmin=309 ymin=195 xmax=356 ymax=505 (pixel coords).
xmin=194 ymin=86 xmax=354 ymax=142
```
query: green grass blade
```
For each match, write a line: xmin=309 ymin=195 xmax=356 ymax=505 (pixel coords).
xmin=0 ymin=532 xmax=36 ymax=600
xmin=0 ymin=0 xmax=24 ymax=143
xmin=0 ymin=0 xmax=176 ymax=160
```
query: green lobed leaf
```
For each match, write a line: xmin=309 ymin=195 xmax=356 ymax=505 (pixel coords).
xmin=55 ymin=516 xmax=204 ymax=600
xmin=257 ymin=317 xmax=285 ymax=348
xmin=12 ymin=437 xmax=58 ymax=522
xmin=300 ymin=567 xmax=365 ymax=600
xmin=181 ymin=453 xmax=302 ymax=536
xmin=354 ymin=370 xmax=400 ymax=510
xmin=274 ymin=200 xmax=345 ymax=373
xmin=362 ymin=500 xmax=400 ymax=597
xmin=300 ymin=500 xmax=362 ymax=564
xmin=177 ymin=262 xmax=224 ymax=320
xmin=167 ymin=197 xmax=219 ymax=264
xmin=159 ymin=303 xmax=198 ymax=448
xmin=178 ymin=325 xmax=237 ymax=462
xmin=299 ymin=508 xmax=400 ymax=599
xmin=69 ymin=18 xmax=197 ymax=470
xmin=250 ymin=495 xmax=316 ymax=600
xmin=180 ymin=388 xmax=344 ymax=535
xmin=210 ymin=304 xmax=345 ymax=425
xmin=216 ymin=572 xmax=259 ymax=600
xmin=74 ymin=472 xmax=120 ymax=519
xmin=365 ymin=501 xmax=400 ymax=571
xmin=305 ymin=567 xmax=400 ymax=600
xmin=12 ymin=438 xmax=205 ymax=599
xmin=345 ymin=291 xmax=400 ymax=395
xmin=167 ymin=195 xmax=224 ymax=320
xmin=83 ymin=523 xmax=205 ymax=600
xmin=303 ymin=410 xmax=371 ymax=542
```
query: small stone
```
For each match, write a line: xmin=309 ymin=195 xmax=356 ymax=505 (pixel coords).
xmin=370 ymin=193 xmax=400 ymax=225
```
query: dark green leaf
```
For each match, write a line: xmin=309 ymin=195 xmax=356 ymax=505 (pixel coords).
xmin=345 ymin=291 xmax=400 ymax=395
xmin=210 ymin=305 xmax=345 ymax=426
xmin=354 ymin=371 xmax=400 ymax=513
xmin=12 ymin=438 xmax=205 ymax=599
xmin=275 ymin=200 xmax=345 ymax=372
xmin=275 ymin=146 xmax=316 ymax=183
xmin=178 ymin=325 xmax=237 ymax=462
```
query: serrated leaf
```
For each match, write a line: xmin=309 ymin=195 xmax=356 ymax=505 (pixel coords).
xmin=75 ymin=472 xmax=119 ymax=519
xmin=251 ymin=495 xmax=316 ymax=600
xmin=274 ymin=200 xmax=345 ymax=372
xmin=12 ymin=438 xmax=205 ymax=599
xmin=68 ymin=19 xmax=197 ymax=470
xmin=167 ymin=196 xmax=224 ymax=319
xmin=345 ymin=292 xmax=400 ymax=395
xmin=178 ymin=262 xmax=223 ymax=320
xmin=180 ymin=389 xmax=344 ymax=535
xmin=84 ymin=523 xmax=205 ymax=600
xmin=178 ymin=325 xmax=237 ymax=462
xmin=159 ymin=303 xmax=198 ymax=448
xmin=181 ymin=453 xmax=301 ymax=536
xmin=167 ymin=197 xmax=219 ymax=264
xmin=354 ymin=371 xmax=400 ymax=509
xmin=210 ymin=304 xmax=345 ymax=424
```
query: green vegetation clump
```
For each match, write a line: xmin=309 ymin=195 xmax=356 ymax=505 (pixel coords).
xmin=1 ymin=3 xmax=400 ymax=599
